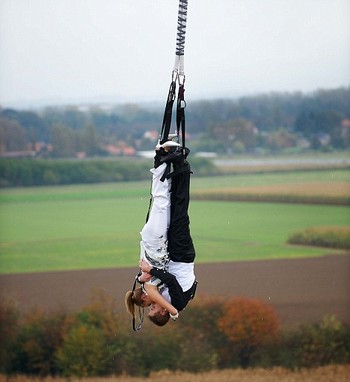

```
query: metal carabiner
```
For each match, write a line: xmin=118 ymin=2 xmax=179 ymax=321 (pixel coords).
xmin=172 ymin=70 xmax=179 ymax=83
xmin=178 ymin=74 xmax=185 ymax=86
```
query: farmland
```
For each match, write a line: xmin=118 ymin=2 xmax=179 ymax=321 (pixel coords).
xmin=0 ymin=169 xmax=349 ymax=274
xmin=1 ymin=167 xmax=350 ymax=378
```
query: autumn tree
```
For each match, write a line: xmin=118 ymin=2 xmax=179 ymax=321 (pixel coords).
xmin=218 ymin=297 xmax=279 ymax=367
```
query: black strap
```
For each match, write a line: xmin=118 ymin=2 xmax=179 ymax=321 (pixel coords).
xmin=131 ymin=271 xmax=145 ymax=332
xmin=159 ymin=81 xmax=176 ymax=145
xmin=145 ymin=180 xmax=153 ymax=223
xmin=160 ymin=162 xmax=171 ymax=182
xmin=176 ymin=83 xmax=186 ymax=150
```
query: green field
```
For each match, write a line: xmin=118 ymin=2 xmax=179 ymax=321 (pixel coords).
xmin=0 ymin=169 xmax=349 ymax=274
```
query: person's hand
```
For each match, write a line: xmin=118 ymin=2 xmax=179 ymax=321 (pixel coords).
xmin=138 ymin=272 xmax=151 ymax=283
xmin=139 ymin=259 xmax=152 ymax=273
xmin=169 ymin=309 xmax=179 ymax=321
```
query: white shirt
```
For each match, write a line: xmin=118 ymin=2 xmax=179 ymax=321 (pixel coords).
xmin=168 ymin=260 xmax=195 ymax=291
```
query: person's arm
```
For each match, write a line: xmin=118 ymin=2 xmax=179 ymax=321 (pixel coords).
xmin=138 ymin=271 xmax=151 ymax=283
xmin=140 ymin=259 xmax=188 ymax=311
xmin=140 ymin=260 xmax=182 ymax=291
xmin=143 ymin=283 xmax=178 ymax=316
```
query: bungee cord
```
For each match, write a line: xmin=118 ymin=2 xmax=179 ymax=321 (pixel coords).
xmin=175 ymin=0 xmax=188 ymax=56
xmin=173 ymin=0 xmax=188 ymax=84
xmin=160 ymin=0 xmax=188 ymax=149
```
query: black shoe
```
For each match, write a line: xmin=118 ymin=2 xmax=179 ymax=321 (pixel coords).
xmin=160 ymin=147 xmax=190 ymax=165
xmin=159 ymin=149 xmax=182 ymax=164
xmin=172 ymin=147 xmax=190 ymax=167
xmin=154 ymin=147 xmax=167 ymax=168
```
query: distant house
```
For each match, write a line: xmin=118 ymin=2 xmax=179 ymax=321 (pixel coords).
xmin=103 ymin=142 xmax=136 ymax=156
xmin=143 ymin=130 xmax=159 ymax=141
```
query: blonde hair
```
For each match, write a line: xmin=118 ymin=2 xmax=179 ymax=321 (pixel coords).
xmin=124 ymin=287 xmax=146 ymax=317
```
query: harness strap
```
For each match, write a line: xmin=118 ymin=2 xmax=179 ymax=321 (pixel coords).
xmin=159 ymin=81 xmax=176 ymax=145
xmin=145 ymin=180 xmax=153 ymax=223
xmin=131 ymin=271 xmax=144 ymax=332
xmin=176 ymin=83 xmax=186 ymax=150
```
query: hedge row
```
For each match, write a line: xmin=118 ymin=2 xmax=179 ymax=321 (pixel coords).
xmin=288 ymin=226 xmax=350 ymax=250
xmin=1 ymin=292 xmax=349 ymax=377
xmin=0 ymin=158 xmax=216 ymax=187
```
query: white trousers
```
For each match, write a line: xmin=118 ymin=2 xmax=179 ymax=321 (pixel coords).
xmin=140 ymin=163 xmax=171 ymax=270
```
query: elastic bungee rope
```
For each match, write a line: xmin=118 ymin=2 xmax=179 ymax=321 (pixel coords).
xmin=160 ymin=0 xmax=188 ymax=146
xmin=175 ymin=0 xmax=188 ymax=57
xmin=173 ymin=0 xmax=188 ymax=83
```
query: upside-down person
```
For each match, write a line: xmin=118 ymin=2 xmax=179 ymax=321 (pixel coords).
xmin=125 ymin=140 xmax=197 ymax=327
xmin=140 ymin=144 xmax=198 ymax=326
xmin=125 ymin=139 xmax=180 ymax=323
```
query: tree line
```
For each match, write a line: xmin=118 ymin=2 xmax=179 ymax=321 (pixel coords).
xmin=0 ymin=157 xmax=215 ymax=187
xmin=1 ymin=292 xmax=349 ymax=377
xmin=0 ymin=87 xmax=349 ymax=158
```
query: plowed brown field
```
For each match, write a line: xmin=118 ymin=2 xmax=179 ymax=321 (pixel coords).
xmin=1 ymin=254 xmax=349 ymax=326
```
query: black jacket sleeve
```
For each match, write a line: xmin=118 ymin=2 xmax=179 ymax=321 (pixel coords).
xmin=150 ymin=267 xmax=188 ymax=311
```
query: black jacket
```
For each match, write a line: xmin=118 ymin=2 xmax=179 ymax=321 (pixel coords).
xmin=150 ymin=267 xmax=197 ymax=311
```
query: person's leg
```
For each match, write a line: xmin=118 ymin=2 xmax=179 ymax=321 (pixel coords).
xmin=167 ymin=159 xmax=195 ymax=263
xmin=140 ymin=163 xmax=171 ymax=266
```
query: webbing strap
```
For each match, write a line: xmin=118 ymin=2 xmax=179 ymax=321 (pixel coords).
xmin=131 ymin=272 xmax=145 ymax=332
xmin=176 ymin=84 xmax=186 ymax=150
xmin=159 ymin=81 xmax=176 ymax=145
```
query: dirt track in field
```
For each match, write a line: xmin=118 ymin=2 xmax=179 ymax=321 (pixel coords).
xmin=1 ymin=254 xmax=349 ymax=326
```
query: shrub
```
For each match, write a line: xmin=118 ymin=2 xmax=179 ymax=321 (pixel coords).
xmin=1 ymin=293 xmax=349 ymax=377
xmin=288 ymin=226 xmax=350 ymax=249
xmin=0 ymin=300 xmax=20 ymax=373
xmin=117 ymin=325 xmax=182 ymax=376
xmin=276 ymin=315 xmax=350 ymax=368
xmin=0 ymin=157 xmax=216 ymax=187
xmin=217 ymin=297 xmax=280 ymax=368
xmin=174 ymin=297 xmax=225 ymax=371
xmin=62 ymin=289 xmax=127 ymax=376
xmin=55 ymin=323 xmax=109 ymax=377
xmin=11 ymin=307 xmax=67 ymax=376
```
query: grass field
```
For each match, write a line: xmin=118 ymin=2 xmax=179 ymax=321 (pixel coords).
xmin=0 ymin=169 xmax=349 ymax=274
xmin=193 ymin=162 xmax=350 ymax=205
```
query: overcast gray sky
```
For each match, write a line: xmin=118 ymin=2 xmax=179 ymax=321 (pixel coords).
xmin=0 ymin=0 xmax=349 ymax=108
